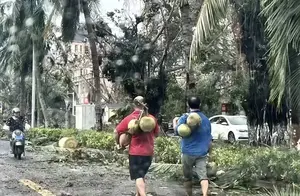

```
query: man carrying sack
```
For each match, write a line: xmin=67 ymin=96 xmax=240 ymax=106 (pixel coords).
xmin=114 ymin=96 xmax=159 ymax=196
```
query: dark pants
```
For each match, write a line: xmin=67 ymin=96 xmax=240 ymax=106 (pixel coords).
xmin=129 ymin=155 xmax=152 ymax=180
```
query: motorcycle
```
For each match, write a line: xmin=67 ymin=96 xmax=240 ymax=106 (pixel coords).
xmin=11 ymin=129 xmax=25 ymax=160
xmin=3 ymin=120 xmax=30 ymax=160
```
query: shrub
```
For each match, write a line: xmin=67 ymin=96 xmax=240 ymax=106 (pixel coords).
xmin=155 ymin=137 xmax=181 ymax=164
xmin=27 ymin=128 xmax=63 ymax=141
xmin=213 ymin=145 xmax=300 ymax=185
xmin=76 ymin=131 xmax=115 ymax=151
xmin=27 ymin=128 xmax=300 ymax=185
xmin=27 ymin=128 xmax=115 ymax=151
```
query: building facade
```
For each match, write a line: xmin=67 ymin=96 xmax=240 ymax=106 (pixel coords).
xmin=71 ymin=30 xmax=113 ymax=105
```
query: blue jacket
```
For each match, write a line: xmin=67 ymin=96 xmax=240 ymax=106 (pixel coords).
xmin=175 ymin=111 xmax=212 ymax=156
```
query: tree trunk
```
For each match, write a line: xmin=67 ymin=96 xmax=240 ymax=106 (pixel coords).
xmin=179 ymin=0 xmax=203 ymax=103
xmin=19 ymin=74 xmax=26 ymax=115
xmin=35 ymin=64 xmax=49 ymax=127
xmin=37 ymin=97 xmax=40 ymax=127
xmin=65 ymin=109 xmax=70 ymax=128
xmin=82 ymin=0 xmax=103 ymax=130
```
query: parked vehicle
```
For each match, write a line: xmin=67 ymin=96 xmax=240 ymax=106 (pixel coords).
xmin=209 ymin=115 xmax=248 ymax=142
xmin=11 ymin=129 xmax=25 ymax=160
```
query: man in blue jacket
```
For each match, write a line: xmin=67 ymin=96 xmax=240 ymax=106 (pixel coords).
xmin=175 ymin=96 xmax=212 ymax=196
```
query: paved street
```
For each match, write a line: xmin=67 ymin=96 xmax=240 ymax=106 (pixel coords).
xmin=0 ymin=140 xmax=187 ymax=196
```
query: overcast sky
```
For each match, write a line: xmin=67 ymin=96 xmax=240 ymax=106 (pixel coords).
xmin=49 ymin=0 xmax=143 ymax=36
xmin=2 ymin=0 xmax=143 ymax=36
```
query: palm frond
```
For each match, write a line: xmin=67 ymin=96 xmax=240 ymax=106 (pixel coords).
xmin=189 ymin=0 xmax=229 ymax=68
xmin=10 ymin=0 xmax=22 ymax=24
xmin=148 ymin=163 xmax=183 ymax=180
xmin=263 ymin=185 xmax=300 ymax=196
xmin=47 ymin=0 xmax=62 ymax=12
xmin=175 ymin=0 xmax=188 ymax=7
xmin=43 ymin=6 xmax=56 ymax=39
xmin=290 ymin=66 xmax=300 ymax=107
xmin=261 ymin=0 xmax=300 ymax=106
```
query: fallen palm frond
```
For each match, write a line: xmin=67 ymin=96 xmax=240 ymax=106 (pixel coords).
xmin=262 ymin=185 xmax=300 ymax=196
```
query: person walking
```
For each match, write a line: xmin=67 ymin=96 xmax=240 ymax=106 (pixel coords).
xmin=114 ymin=96 xmax=159 ymax=196
xmin=175 ymin=96 xmax=212 ymax=196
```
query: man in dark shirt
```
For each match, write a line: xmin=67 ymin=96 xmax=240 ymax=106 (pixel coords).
xmin=6 ymin=108 xmax=25 ymax=153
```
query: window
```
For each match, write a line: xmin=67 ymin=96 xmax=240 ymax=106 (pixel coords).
xmin=218 ymin=117 xmax=228 ymax=125
xmin=80 ymin=45 xmax=82 ymax=54
xmin=75 ymin=45 xmax=78 ymax=52
xmin=85 ymin=46 xmax=89 ymax=54
xmin=227 ymin=116 xmax=247 ymax=125
xmin=210 ymin=117 xmax=220 ymax=124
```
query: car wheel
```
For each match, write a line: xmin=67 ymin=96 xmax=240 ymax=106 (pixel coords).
xmin=228 ymin=132 xmax=236 ymax=143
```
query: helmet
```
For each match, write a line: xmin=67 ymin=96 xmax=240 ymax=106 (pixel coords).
xmin=12 ymin=108 xmax=20 ymax=113
xmin=133 ymin=96 xmax=145 ymax=106
xmin=187 ymin=96 xmax=201 ymax=109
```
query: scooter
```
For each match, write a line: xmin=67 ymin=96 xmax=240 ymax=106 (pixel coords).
xmin=3 ymin=120 xmax=30 ymax=160
xmin=11 ymin=129 xmax=25 ymax=160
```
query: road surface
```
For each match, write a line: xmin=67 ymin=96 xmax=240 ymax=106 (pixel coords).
xmin=0 ymin=140 xmax=188 ymax=196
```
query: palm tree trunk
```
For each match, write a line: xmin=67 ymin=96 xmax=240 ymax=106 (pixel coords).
xmin=37 ymin=96 xmax=40 ymax=127
xmin=82 ymin=0 xmax=103 ymax=130
xmin=35 ymin=64 xmax=49 ymax=127
xmin=20 ymin=73 xmax=26 ymax=115
xmin=179 ymin=0 xmax=203 ymax=101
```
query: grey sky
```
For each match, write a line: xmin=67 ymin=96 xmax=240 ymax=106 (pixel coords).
xmin=51 ymin=0 xmax=143 ymax=36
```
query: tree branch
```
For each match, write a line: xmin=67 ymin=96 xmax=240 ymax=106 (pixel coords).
xmin=150 ymin=3 xmax=175 ymax=45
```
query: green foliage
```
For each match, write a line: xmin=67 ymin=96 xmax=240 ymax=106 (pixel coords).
xmin=27 ymin=128 xmax=65 ymax=141
xmin=155 ymin=137 xmax=181 ymax=164
xmin=161 ymin=77 xmax=186 ymax=120
xmin=76 ymin=131 xmax=115 ymax=151
xmin=263 ymin=186 xmax=300 ymax=196
xmin=28 ymin=128 xmax=300 ymax=186
xmin=103 ymin=12 xmax=167 ymax=116
xmin=108 ymin=103 xmax=133 ymax=123
xmin=28 ymin=128 xmax=115 ymax=151
xmin=213 ymin=144 xmax=300 ymax=185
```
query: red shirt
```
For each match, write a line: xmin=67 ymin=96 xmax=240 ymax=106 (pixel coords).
xmin=116 ymin=110 xmax=159 ymax=156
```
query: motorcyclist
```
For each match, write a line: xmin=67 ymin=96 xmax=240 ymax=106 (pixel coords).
xmin=6 ymin=108 xmax=25 ymax=153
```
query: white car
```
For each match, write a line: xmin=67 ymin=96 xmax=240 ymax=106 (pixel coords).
xmin=209 ymin=115 xmax=248 ymax=142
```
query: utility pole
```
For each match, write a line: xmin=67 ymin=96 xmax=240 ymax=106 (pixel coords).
xmin=31 ymin=41 xmax=36 ymax=128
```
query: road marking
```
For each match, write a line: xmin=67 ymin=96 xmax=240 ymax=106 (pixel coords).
xmin=19 ymin=179 xmax=56 ymax=196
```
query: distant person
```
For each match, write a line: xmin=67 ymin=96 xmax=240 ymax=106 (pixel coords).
xmin=114 ymin=96 xmax=159 ymax=196
xmin=6 ymin=108 xmax=25 ymax=153
xmin=175 ymin=96 xmax=212 ymax=196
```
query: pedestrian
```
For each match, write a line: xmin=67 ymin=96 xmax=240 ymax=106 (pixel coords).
xmin=114 ymin=96 xmax=159 ymax=196
xmin=175 ymin=96 xmax=212 ymax=196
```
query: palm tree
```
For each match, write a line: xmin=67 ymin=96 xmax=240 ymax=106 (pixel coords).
xmin=186 ymin=0 xmax=300 ymax=109
xmin=261 ymin=0 xmax=300 ymax=144
xmin=175 ymin=0 xmax=204 ymax=110
xmin=261 ymin=0 xmax=300 ymax=106
xmin=49 ymin=0 xmax=103 ymax=130
xmin=185 ymin=0 xmax=298 ymax=144
xmin=0 ymin=0 xmax=50 ymax=126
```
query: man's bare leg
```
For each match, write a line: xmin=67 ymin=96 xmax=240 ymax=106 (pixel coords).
xmin=184 ymin=181 xmax=193 ymax=196
xmin=201 ymin=179 xmax=209 ymax=196
xmin=136 ymin=178 xmax=146 ymax=196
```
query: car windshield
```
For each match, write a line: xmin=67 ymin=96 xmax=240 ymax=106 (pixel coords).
xmin=226 ymin=116 xmax=247 ymax=125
